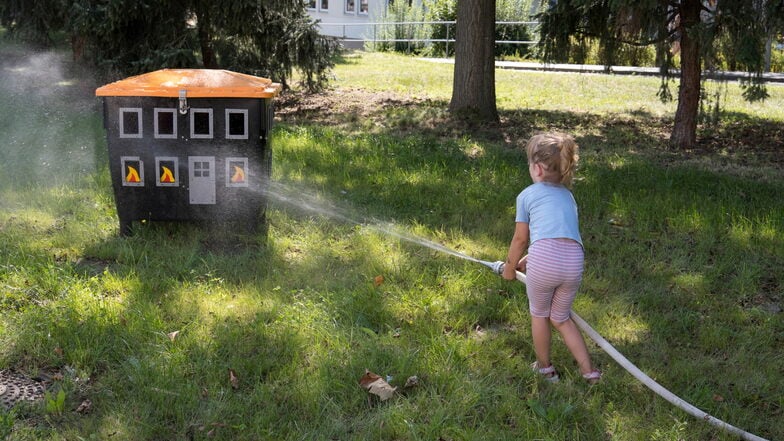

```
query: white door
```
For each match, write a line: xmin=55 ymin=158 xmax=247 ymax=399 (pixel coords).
xmin=188 ymin=156 xmax=216 ymax=205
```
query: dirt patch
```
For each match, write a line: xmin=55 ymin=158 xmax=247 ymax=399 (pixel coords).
xmin=276 ymin=87 xmax=784 ymax=182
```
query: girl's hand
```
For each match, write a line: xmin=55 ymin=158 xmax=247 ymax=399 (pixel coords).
xmin=502 ymin=262 xmax=516 ymax=280
xmin=516 ymin=255 xmax=528 ymax=273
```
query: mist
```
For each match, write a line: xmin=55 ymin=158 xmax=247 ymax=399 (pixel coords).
xmin=0 ymin=42 xmax=104 ymax=192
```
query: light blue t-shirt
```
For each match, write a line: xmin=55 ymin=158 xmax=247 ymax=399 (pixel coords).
xmin=515 ymin=182 xmax=583 ymax=247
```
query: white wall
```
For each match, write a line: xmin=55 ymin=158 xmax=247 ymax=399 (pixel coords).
xmin=306 ymin=0 xmax=387 ymax=40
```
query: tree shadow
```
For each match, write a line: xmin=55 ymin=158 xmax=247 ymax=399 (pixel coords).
xmin=2 ymin=49 xmax=782 ymax=438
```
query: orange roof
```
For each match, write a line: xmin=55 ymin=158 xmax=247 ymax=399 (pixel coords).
xmin=95 ymin=69 xmax=282 ymax=98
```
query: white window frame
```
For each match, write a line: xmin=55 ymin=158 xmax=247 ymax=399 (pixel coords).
xmin=226 ymin=157 xmax=250 ymax=188
xmin=225 ymin=109 xmax=249 ymax=140
xmin=155 ymin=156 xmax=179 ymax=187
xmin=154 ymin=108 xmax=178 ymax=139
xmin=119 ymin=108 xmax=143 ymax=139
xmin=345 ymin=0 xmax=355 ymax=14
xmin=305 ymin=0 xmax=316 ymax=10
xmin=120 ymin=156 xmax=144 ymax=187
xmin=190 ymin=108 xmax=213 ymax=139
xmin=359 ymin=0 xmax=368 ymax=14
xmin=320 ymin=0 xmax=328 ymax=11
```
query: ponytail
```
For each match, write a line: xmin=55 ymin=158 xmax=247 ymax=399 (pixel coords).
xmin=525 ymin=132 xmax=579 ymax=188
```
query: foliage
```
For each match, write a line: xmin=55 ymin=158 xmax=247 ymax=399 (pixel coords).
xmin=0 ymin=0 xmax=67 ymax=46
xmin=373 ymin=0 xmax=430 ymax=54
xmin=0 ymin=0 xmax=339 ymax=90
xmin=44 ymin=389 xmax=66 ymax=416
xmin=535 ymin=0 xmax=784 ymax=149
xmin=536 ymin=0 xmax=783 ymax=100
xmin=0 ymin=408 xmax=15 ymax=439
xmin=378 ymin=0 xmax=534 ymax=59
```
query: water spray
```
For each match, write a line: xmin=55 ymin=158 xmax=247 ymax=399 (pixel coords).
xmin=262 ymin=182 xmax=767 ymax=440
xmin=475 ymin=258 xmax=768 ymax=441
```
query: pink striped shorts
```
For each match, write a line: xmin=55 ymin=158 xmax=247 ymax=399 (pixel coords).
xmin=525 ymin=238 xmax=584 ymax=323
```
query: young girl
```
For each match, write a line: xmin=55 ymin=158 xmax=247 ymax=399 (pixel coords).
xmin=502 ymin=132 xmax=601 ymax=384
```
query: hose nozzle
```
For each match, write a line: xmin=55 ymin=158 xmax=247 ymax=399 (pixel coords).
xmin=479 ymin=260 xmax=505 ymax=275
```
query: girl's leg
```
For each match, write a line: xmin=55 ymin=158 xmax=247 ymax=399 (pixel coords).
xmin=531 ymin=316 xmax=552 ymax=368
xmin=551 ymin=317 xmax=594 ymax=374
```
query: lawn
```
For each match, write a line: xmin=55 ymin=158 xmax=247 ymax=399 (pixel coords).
xmin=1 ymin=46 xmax=782 ymax=441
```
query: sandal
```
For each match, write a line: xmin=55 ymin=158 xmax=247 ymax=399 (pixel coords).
xmin=531 ymin=362 xmax=560 ymax=383
xmin=582 ymin=370 xmax=602 ymax=384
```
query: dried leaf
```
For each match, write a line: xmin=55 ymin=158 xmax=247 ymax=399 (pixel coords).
xmin=359 ymin=369 xmax=397 ymax=401
xmin=713 ymin=394 xmax=725 ymax=402
xmin=373 ymin=275 xmax=385 ymax=287
xmin=167 ymin=330 xmax=180 ymax=342
xmin=75 ymin=399 xmax=92 ymax=414
xmin=404 ymin=376 xmax=419 ymax=388
xmin=54 ymin=347 xmax=64 ymax=357
xmin=228 ymin=368 xmax=239 ymax=389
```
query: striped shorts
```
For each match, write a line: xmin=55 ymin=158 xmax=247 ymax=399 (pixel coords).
xmin=525 ymin=238 xmax=584 ymax=323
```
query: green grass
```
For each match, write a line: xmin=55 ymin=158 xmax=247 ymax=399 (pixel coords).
xmin=1 ymin=46 xmax=783 ymax=441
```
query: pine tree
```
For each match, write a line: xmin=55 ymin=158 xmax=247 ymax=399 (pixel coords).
xmin=536 ymin=0 xmax=784 ymax=149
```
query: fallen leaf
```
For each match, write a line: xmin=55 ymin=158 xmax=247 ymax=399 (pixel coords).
xmin=373 ymin=275 xmax=385 ymax=287
xmin=228 ymin=368 xmax=239 ymax=389
xmin=54 ymin=347 xmax=64 ymax=357
xmin=201 ymin=388 xmax=209 ymax=398
xmin=167 ymin=330 xmax=180 ymax=342
xmin=359 ymin=369 xmax=397 ymax=401
xmin=713 ymin=394 xmax=725 ymax=402
xmin=404 ymin=376 xmax=419 ymax=388
xmin=76 ymin=399 xmax=92 ymax=414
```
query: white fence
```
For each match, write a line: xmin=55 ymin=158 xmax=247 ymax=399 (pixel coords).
xmin=315 ymin=20 xmax=539 ymax=53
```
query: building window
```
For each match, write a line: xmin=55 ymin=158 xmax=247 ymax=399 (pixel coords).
xmin=345 ymin=0 xmax=355 ymax=13
xmin=320 ymin=0 xmax=328 ymax=10
xmin=359 ymin=0 xmax=368 ymax=13
xmin=226 ymin=157 xmax=249 ymax=187
xmin=119 ymin=108 xmax=142 ymax=138
xmin=190 ymin=108 xmax=213 ymax=139
xmin=305 ymin=0 xmax=316 ymax=9
xmin=155 ymin=157 xmax=179 ymax=187
xmin=120 ymin=156 xmax=144 ymax=186
xmin=225 ymin=109 xmax=249 ymax=140
xmin=154 ymin=108 xmax=177 ymax=139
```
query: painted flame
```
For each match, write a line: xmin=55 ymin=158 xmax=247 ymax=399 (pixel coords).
xmin=160 ymin=166 xmax=175 ymax=183
xmin=126 ymin=165 xmax=140 ymax=183
xmin=231 ymin=165 xmax=245 ymax=183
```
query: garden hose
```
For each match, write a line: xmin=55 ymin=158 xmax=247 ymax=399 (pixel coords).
xmin=479 ymin=260 xmax=768 ymax=441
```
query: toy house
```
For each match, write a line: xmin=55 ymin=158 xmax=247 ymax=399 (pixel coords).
xmin=96 ymin=69 xmax=281 ymax=235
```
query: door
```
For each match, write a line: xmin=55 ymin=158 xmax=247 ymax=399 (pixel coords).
xmin=188 ymin=156 xmax=216 ymax=205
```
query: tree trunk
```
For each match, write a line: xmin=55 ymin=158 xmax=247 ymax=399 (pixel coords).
xmin=195 ymin=1 xmax=217 ymax=69
xmin=669 ymin=0 xmax=701 ymax=149
xmin=448 ymin=0 xmax=498 ymax=122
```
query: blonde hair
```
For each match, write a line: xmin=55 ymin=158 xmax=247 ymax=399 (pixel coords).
xmin=525 ymin=132 xmax=580 ymax=188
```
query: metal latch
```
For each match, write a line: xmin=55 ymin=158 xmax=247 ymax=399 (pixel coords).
xmin=178 ymin=90 xmax=189 ymax=115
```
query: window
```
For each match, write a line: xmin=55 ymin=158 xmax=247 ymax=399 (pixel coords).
xmin=226 ymin=157 xmax=249 ymax=187
xmin=120 ymin=156 xmax=144 ymax=186
xmin=155 ymin=157 xmax=179 ymax=187
xmin=320 ymin=0 xmax=328 ymax=10
xmin=190 ymin=108 xmax=213 ymax=139
xmin=359 ymin=0 xmax=368 ymax=13
xmin=345 ymin=0 xmax=355 ymax=13
xmin=193 ymin=161 xmax=211 ymax=178
xmin=225 ymin=109 xmax=248 ymax=140
xmin=154 ymin=108 xmax=177 ymax=139
xmin=305 ymin=0 xmax=316 ymax=9
xmin=119 ymin=108 xmax=142 ymax=138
